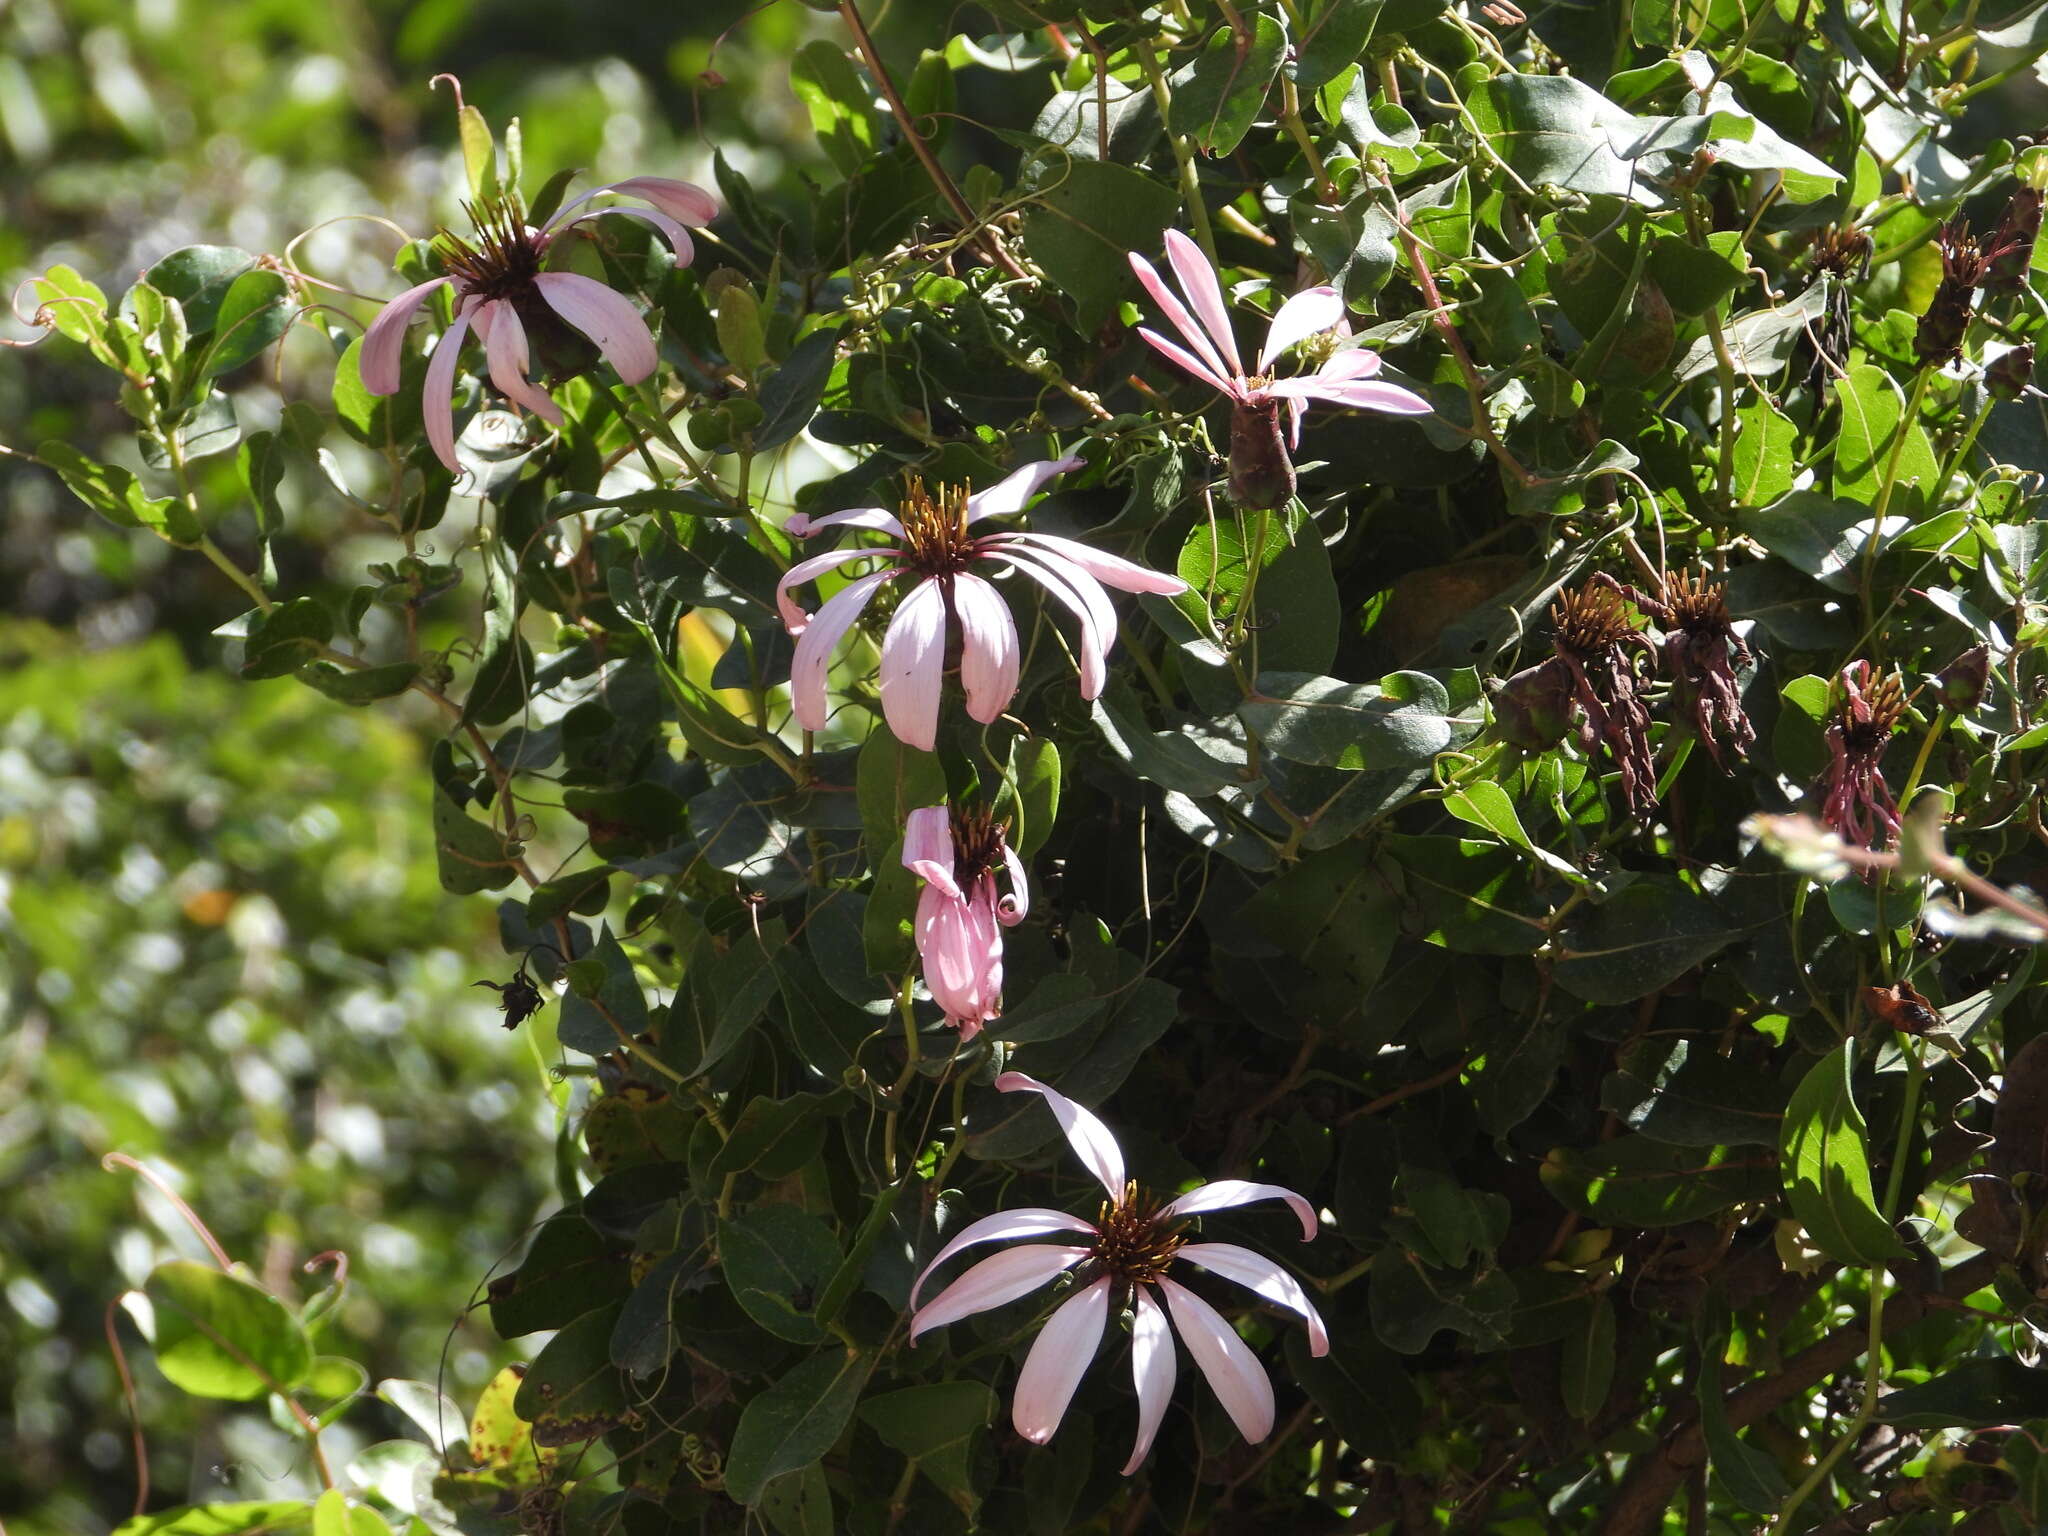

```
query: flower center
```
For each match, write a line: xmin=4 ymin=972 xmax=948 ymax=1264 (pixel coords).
xmin=1551 ymin=583 xmax=1637 ymax=655
xmin=1089 ymin=1182 xmax=1186 ymax=1284
xmin=948 ymin=806 xmax=1008 ymax=886
xmin=1840 ymin=666 xmax=1907 ymax=752
xmin=896 ymin=478 xmax=979 ymax=577
xmin=435 ymin=195 xmax=545 ymax=304
xmin=1662 ymin=569 xmax=1734 ymax=639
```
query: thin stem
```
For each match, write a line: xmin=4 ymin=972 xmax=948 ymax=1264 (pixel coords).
xmin=198 ymin=536 xmax=274 ymax=613
xmin=1896 ymin=708 xmax=1952 ymax=812
xmin=101 ymin=1154 xmax=234 ymax=1270
xmin=1860 ymin=365 xmax=1935 ymax=628
xmin=1135 ymin=43 xmax=1218 ymax=264
xmin=1279 ymin=75 xmax=1338 ymax=204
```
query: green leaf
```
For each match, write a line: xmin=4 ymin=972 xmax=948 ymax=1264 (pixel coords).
xmin=1240 ymin=843 xmax=1400 ymax=1030
xmin=142 ymin=245 xmax=257 ymax=335
xmin=455 ymin=101 xmax=498 ymax=200
xmin=1091 ymin=689 xmax=1238 ymax=796
xmin=856 ymin=725 xmax=948 ymax=852
xmin=144 ymin=1260 xmax=314 ymax=1401
xmin=1442 ymin=780 xmax=1584 ymax=881
xmin=1874 ymin=1358 xmax=2048 ymax=1429
xmin=513 ymin=1304 xmax=632 ymax=1446
xmin=431 ymin=785 xmax=522 ymax=895
xmin=1540 ymin=1138 xmax=1774 ymax=1227
xmin=33 ymin=263 xmax=112 ymax=347
xmin=755 ymin=325 xmax=841 ymax=451
xmin=1240 ymin=670 xmax=1465 ymax=770
xmin=556 ymin=926 xmax=649 ymax=1057
xmin=37 ymin=440 xmax=196 ymax=543
xmin=813 ymin=1179 xmax=905 ymax=1329
xmin=1834 ymin=362 xmax=1938 ymax=514
xmin=996 ymin=737 xmax=1061 ymax=855
xmin=204 ymin=269 xmax=293 ymax=377
xmin=1171 ymin=13 xmax=1286 ymax=155
xmin=312 ymin=1490 xmax=392 ymax=1536
xmin=295 ymin=660 xmax=420 ymax=705
xmin=1551 ymin=875 xmax=1747 ymax=1004
xmin=857 ymin=1382 xmax=997 ymax=1512
xmin=237 ymin=598 xmax=334 ymax=680
xmin=490 ymin=1210 xmax=633 ymax=1337
xmin=790 ymin=41 xmax=882 ymax=177
xmin=1295 ymin=0 xmax=1383 ymax=91
xmin=113 ymin=1503 xmax=313 ymax=1536
xmin=716 ymin=283 xmax=770 ymax=375
xmin=1670 ymin=276 xmax=1831 ymax=384
xmin=721 ymin=1205 xmax=844 ymax=1344
xmin=1561 ymin=1297 xmax=1615 ymax=1421
xmin=376 ymin=1378 xmax=467 ymax=1453
xmin=1019 ymin=158 xmax=1179 ymax=330
xmin=724 ymin=1346 xmax=876 ymax=1505
xmin=1730 ymin=397 xmax=1799 ymax=509
xmin=1698 ymin=1344 xmax=1791 ymax=1510
xmin=1779 ymin=1043 xmax=1907 ymax=1264
xmin=707 ymin=1091 xmax=843 ymax=1179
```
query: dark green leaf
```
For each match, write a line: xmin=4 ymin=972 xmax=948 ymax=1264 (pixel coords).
xmin=1779 ymin=1043 xmax=1907 ymax=1264
xmin=724 ymin=1347 xmax=876 ymax=1505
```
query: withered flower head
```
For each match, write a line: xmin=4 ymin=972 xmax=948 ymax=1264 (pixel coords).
xmin=1632 ymin=569 xmax=1755 ymax=770
xmin=1985 ymin=185 xmax=2043 ymax=298
xmin=1805 ymin=225 xmax=1872 ymax=395
xmin=1987 ymin=341 xmax=2036 ymax=402
xmin=1550 ymin=577 xmax=1659 ymax=817
xmin=474 ymin=967 xmax=545 ymax=1030
xmin=1821 ymin=661 xmax=1907 ymax=853
xmin=1936 ymin=642 xmax=1991 ymax=712
xmin=1915 ymin=215 xmax=2029 ymax=367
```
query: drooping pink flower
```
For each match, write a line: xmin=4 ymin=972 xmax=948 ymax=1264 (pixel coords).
xmin=902 ymin=804 xmax=1028 ymax=1038
xmin=1128 ymin=230 xmax=1432 ymax=507
xmin=777 ymin=460 xmax=1186 ymax=750
xmin=360 ymin=177 xmax=718 ymax=473
xmin=909 ymin=1072 xmax=1326 ymax=1473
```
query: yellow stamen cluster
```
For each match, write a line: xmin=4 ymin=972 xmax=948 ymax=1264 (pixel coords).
xmin=1089 ymin=1181 xmax=1186 ymax=1284
xmin=896 ymin=478 xmax=978 ymax=576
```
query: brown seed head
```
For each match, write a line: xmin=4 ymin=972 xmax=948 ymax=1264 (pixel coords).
xmin=435 ymin=194 xmax=544 ymax=303
xmin=1090 ymin=1182 xmax=1187 ymax=1284
xmin=1551 ymin=582 xmax=1639 ymax=656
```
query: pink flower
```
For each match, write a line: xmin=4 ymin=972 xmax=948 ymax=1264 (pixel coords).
xmin=902 ymin=804 xmax=1028 ymax=1038
xmin=1128 ymin=230 xmax=1432 ymax=507
xmin=777 ymin=460 xmax=1187 ymax=751
xmin=359 ymin=177 xmax=718 ymax=474
xmin=909 ymin=1072 xmax=1327 ymax=1473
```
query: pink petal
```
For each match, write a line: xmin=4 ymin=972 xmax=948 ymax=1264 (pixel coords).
xmin=963 ymin=456 xmax=1086 ymax=524
xmin=605 ymin=175 xmax=721 ymax=225
xmin=788 ymin=569 xmax=893 ymax=733
xmin=775 ymin=545 xmax=890 ymax=635
xmin=1263 ymin=376 xmax=1434 ymax=416
xmin=1158 ymin=1181 xmax=1319 ymax=1241
xmin=910 ymin=1243 xmax=1090 ymax=1342
xmin=997 ymin=842 xmax=1030 ymax=926
xmin=878 ymin=577 xmax=947 ymax=753
xmin=901 ymin=805 xmax=960 ymax=900
xmin=1128 ymin=248 xmax=1238 ymax=387
xmin=1012 ymin=1277 xmax=1111 ymax=1444
xmin=997 ymin=531 xmax=1188 ymax=597
xmin=916 ymin=883 xmax=1002 ymax=1028
xmin=952 ymin=571 xmax=1020 ymax=725
xmin=1134 ymin=326 xmax=1241 ymax=398
xmin=531 ymin=271 xmax=657 ymax=384
xmin=421 ymin=304 xmax=476 ymax=476
xmin=994 ymin=1071 xmax=1125 ymax=1200
xmin=784 ymin=504 xmax=906 ymax=540
xmin=1122 ymin=1285 xmax=1177 ymax=1475
xmin=1256 ymin=286 xmax=1344 ymax=374
xmin=479 ymin=300 xmax=564 ymax=426
xmin=556 ymin=204 xmax=696 ymax=266
xmin=360 ymin=277 xmax=451 ymax=396
xmin=1177 ymin=1243 xmax=1329 ymax=1355
xmin=1319 ymin=349 xmax=1384 ymax=381
xmin=979 ymin=547 xmax=1109 ymax=700
xmin=1162 ymin=229 xmax=1242 ymax=379
xmin=909 ymin=1207 xmax=1099 ymax=1310
xmin=1158 ymin=1277 xmax=1275 ymax=1444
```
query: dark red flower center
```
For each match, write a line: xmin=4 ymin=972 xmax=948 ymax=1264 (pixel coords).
xmin=947 ymin=805 xmax=1009 ymax=886
xmin=435 ymin=194 xmax=545 ymax=304
xmin=1089 ymin=1182 xmax=1186 ymax=1284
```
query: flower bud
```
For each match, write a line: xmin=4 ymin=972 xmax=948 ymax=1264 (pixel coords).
xmin=1986 ymin=340 xmax=2034 ymax=401
xmin=1488 ymin=657 xmax=1574 ymax=750
xmin=1986 ymin=186 xmax=2042 ymax=297
xmin=1936 ymin=642 xmax=1991 ymax=712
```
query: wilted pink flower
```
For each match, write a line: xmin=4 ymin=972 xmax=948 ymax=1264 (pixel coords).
xmin=1551 ymin=579 xmax=1658 ymax=819
xmin=910 ymin=1072 xmax=1326 ymax=1473
xmin=777 ymin=460 xmax=1186 ymax=750
xmin=1631 ymin=569 xmax=1755 ymax=771
xmin=903 ymin=804 xmax=1027 ymax=1038
xmin=1128 ymin=230 xmax=1431 ymax=507
xmin=1822 ymin=661 xmax=1907 ymax=853
xmin=360 ymin=177 xmax=717 ymax=473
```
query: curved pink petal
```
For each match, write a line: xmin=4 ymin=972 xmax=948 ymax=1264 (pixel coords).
xmin=1162 ymin=229 xmax=1242 ymax=379
xmin=776 ymin=545 xmax=891 ymax=635
xmin=1134 ymin=326 xmax=1241 ymax=398
xmin=784 ymin=504 xmax=906 ymax=540
xmin=909 ymin=1207 xmax=1099 ymax=1310
xmin=997 ymin=531 xmax=1188 ymax=597
xmin=1158 ymin=1181 xmax=1319 ymax=1241
xmin=1256 ymin=286 xmax=1344 ymax=374
xmin=980 ymin=547 xmax=1110 ymax=700
xmin=910 ymin=1243 xmax=1090 ymax=1341
xmin=1177 ymin=1243 xmax=1329 ymax=1355
xmin=788 ymin=569 xmax=894 ymax=733
xmin=995 ymin=1071 xmax=1125 ymax=1200
xmin=478 ymin=300 xmax=564 ymax=426
xmin=952 ymin=572 xmax=1021 ymax=725
xmin=1012 ymin=1277 xmax=1112 ymax=1444
xmin=1128 ymin=253 xmax=1238 ymax=390
xmin=555 ymin=204 xmax=695 ymax=266
xmin=1122 ymin=1285 xmax=1177 ymax=1475
xmin=917 ymin=882 xmax=1002 ymax=1028
xmin=1158 ymin=1277 xmax=1274 ymax=1444
xmin=360 ymin=277 xmax=451 ymax=396
xmin=879 ymin=577 xmax=947 ymax=753
xmin=531 ymin=271 xmax=657 ymax=384
xmin=964 ymin=456 xmax=1086 ymax=524
xmin=421 ymin=304 xmax=476 ymax=476
xmin=997 ymin=842 xmax=1030 ymax=926
xmin=1319 ymin=348 xmax=1384 ymax=381
xmin=605 ymin=175 xmax=721 ymax=225
xmin=1263 ymin=376 xmax=1434 ymax=416
xmin=902 ymin=805 xmax=960 ymax=899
